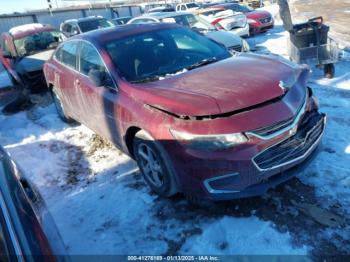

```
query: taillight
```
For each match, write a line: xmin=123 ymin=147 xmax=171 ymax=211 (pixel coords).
xmin=211 ymin=18 xmax=224 ymax=30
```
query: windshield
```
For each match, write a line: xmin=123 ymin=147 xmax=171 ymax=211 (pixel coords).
xmin=105 ymin=27 xmax=231 ymax=83
xmin=14 ymin=30 xmax=61 ymax=57
xmin=227 ymin=4 xmax=252 ymax=13
xmin=187 ymin=3 xmax=199 ymax=8
xmin=78 ymin=19 xmax=114 ymax=33
xmin=162 ymin=14 xmax=201 ymax=28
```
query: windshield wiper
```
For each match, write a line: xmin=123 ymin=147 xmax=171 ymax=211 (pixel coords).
xmin=186 ymin=57 xmax=218 ymax=71
xmin=131 ymin=75 xmax=162 ymax=83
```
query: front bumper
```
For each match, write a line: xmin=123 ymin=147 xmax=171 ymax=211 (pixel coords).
xmin=204 ymin=112 xmax=326 ymax=200
xmin=167 ymin=104 xmax=325 ymax=201
xmin=249 ymin=21 xmax=274 ymax=34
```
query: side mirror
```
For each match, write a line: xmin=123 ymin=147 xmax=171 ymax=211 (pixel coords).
xmin=71 ymin=29 xmax=79 ymax=36
xmin=88 ymin=69 xmax=115 ymax=90
xmin=88 ymin=69 xmax=104 ymax=87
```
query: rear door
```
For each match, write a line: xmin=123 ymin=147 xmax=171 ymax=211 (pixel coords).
xmin=75 ymin=41 xmax=121 ymax=145
xmin=52 ymin=40 xmax=81 ymax=118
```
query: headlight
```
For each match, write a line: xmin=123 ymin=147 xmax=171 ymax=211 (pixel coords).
xmin=242 ymin=39 xmax=250 ymax=52
xmin=170 ymin=129 xmax=248 ymax=151
xmin=247 ymin=18 xmax=256 ymax=24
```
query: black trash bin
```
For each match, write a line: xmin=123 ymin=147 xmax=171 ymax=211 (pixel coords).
xmin=289 ymin=17 xmax=329 ymax=48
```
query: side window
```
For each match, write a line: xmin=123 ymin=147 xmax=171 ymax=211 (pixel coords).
xmin=1 ymin=37 xmax=10 ymax=53
xmin=131 ymin=19 xmax=154 ymax=24
xmin=70 ymin=24 xmax=79 ymax=35
xmin=63 ymin=23 xmax=72 ymax=34
xmin=60 ymin=41 xmax=78 ymax=69
xmin=181 ymin=5 xmax=186 ymax=11
xmin=79 ymin=42 xmax=106 ymax=76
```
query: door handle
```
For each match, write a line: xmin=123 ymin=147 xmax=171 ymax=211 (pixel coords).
xmin=75 ymin=79 xmax=80 ymax=86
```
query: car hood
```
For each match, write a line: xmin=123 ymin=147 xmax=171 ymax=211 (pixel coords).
xmin=137 ymin=53 xmax=304 ymax=117
xmin=246 ymin=10 xmax=271 ymax=20
xmin=16 ymin=49 xmax=55 ymax=73
xmin=206 ymin=30 xmax=242 ymax=48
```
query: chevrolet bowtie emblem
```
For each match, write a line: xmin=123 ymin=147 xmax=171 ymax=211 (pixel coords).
xmin=289 ymin=125 xmax=298 ymax=137
xmin=279 ymin=80 xmax=288 ymax=93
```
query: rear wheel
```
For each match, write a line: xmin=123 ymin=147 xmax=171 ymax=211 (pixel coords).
xmin=51 ymin=88 xmax=74 ymax=123
xmin=133 ymin=130 xmax=178 ymax=197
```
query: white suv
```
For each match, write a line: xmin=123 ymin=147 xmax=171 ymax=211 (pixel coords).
xmin=175 ymin=3 xmax=200 ymax=12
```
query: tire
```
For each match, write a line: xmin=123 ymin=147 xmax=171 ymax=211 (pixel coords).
xmin=324 ymin=63 xmax=335 ymax=79
xmin=133 ymin=130 xmax=178 ymax=197
xmin=51 ymin=88 xmax=74 ymax=123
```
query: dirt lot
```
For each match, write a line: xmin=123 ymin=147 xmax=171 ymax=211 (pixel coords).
xmin=290 ymin=0 xmax=350 ymax=48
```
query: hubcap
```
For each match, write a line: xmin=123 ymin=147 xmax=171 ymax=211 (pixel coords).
xmin=137 ymin=143 xmax=163 ymax=188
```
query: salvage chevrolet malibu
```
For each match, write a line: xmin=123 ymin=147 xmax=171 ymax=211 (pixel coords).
xmin=44 ymin=23 xmax=326 ymax=201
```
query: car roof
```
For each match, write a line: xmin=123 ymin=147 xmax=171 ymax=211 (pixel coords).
xmin=213 ymin=3 xmax=240 ymax=7
xmin=63 ymin=16 xmax=106 ymax=24
xmin=72 ymin=22 xmax=180 ymax=44
xmin=193 ymin=7 xmax=224 ymax=14
xmin=8 ymin=23 xmax=55 ymax=39
xmin=113 ymin=16 xmax=132 ymax=20
xmin=143 ymin=11 xmax=192 ymax=19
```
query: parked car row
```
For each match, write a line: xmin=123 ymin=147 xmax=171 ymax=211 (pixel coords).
xmin=127 ymin=12 xmax=249 ymax=52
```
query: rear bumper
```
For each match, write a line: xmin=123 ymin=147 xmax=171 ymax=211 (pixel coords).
xmin=229 ymin=23 xmax=250 ymax=37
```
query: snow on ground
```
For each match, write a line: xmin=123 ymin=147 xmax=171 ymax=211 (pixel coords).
xmin=0 ymin=103 xmax=308 ymax=255
xmin=0 ymin=7 xmax=350 ymax=257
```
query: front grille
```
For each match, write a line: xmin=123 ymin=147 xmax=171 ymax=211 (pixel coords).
xmin=251 ymin=94 xmax=306 ymax=137
xmin=253 ymin=117 xmax=294 ymax=137
xmin=259 ymin=17 xmax=272 ymax=24
xmin=253 ymin=111 xmax=324 ymax=170
xmin=228 ymin=45 xmax=242 ymax=53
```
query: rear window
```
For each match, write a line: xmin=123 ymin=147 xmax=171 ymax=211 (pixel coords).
xmin=186 ymin=3 xmax=199 ymax=8
xmin=161 ymin=14 xmax=198 ymax=27
xmin=226 ymin=4 xmax=252 ymax=13
xmin=78 ymin=19 xmax=114 ymax=33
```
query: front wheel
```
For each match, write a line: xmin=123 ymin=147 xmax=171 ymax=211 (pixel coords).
xmin=51 ymin=88 xmax=74 ymax=123
xmin=133 ymin=130 xmax=178 ymax=197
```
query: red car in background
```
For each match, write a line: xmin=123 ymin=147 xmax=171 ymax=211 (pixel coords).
xmin=44 ymin=24 xmax=325 ymax=201
xmin=0 ymin=23 xmax=61 ymax=92
xmin=212 ymin=3 xmax=274 ymax=34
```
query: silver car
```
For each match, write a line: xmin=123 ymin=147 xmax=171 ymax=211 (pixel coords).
xmin=127 ymin=12 xmax=250 ymax=53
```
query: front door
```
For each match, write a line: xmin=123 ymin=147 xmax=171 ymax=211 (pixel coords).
xmin=75 ymin=41 xmax=122 ymax=146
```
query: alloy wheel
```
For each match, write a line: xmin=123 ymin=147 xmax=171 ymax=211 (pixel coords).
xmin=137 ymin=143 xmax=164 ymax=188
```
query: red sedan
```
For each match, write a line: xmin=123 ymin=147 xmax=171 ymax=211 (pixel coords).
xmin=212 ymin=3 xmax=274 ymax=34
xmin=44 ymin=24 xmax=325 ymax=201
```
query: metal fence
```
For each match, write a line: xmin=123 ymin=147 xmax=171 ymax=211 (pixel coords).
xmin=0 ymin=5 xmax=142 ymax=33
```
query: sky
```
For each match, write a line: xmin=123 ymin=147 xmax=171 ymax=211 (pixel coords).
xmin=0 ymin=0 xmax=108 ymax=14
xmin=1 ymin=0 xmax=51 ymax=14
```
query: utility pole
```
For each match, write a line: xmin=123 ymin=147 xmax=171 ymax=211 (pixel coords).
xmin=47 ymin=0 xmax=53 ymax=15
